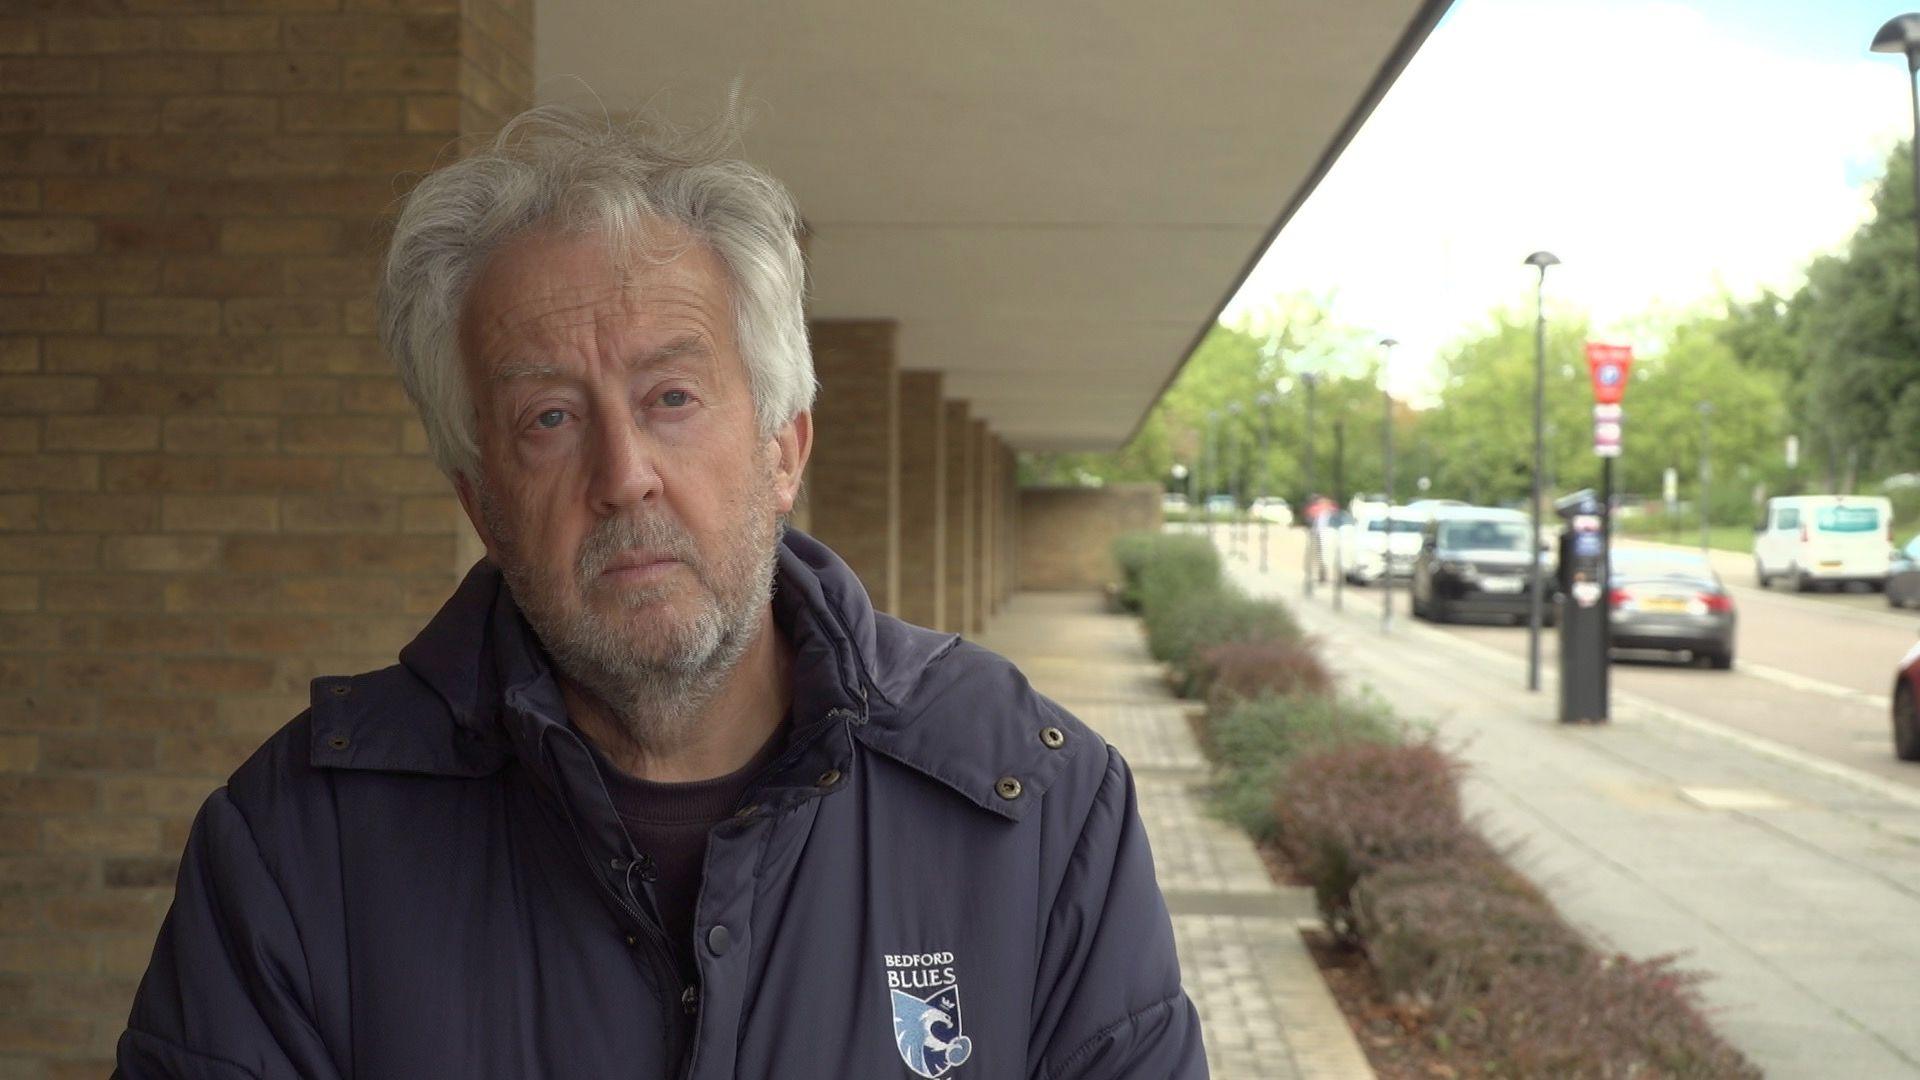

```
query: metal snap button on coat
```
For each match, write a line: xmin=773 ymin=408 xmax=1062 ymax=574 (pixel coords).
xmin=1040 ymin=726 xmax=1066 ymax=749
xmin=706 ymin=925 xmax=731 ymax=957
xmin=995 ymin=776 xmax=1023 ymax=800
xmin=817 ymin=768 xmax=841 ymax=789
xmin=327 ymin=734 xmax=349 ymax=750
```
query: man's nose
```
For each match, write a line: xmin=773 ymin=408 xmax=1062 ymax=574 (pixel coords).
xmin=586 ymin=404 xmax=662 ymax=516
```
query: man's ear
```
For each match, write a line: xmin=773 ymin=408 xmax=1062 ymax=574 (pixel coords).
xmin=452 ymin=470 xmax=502 ymax=564
xmin=770 ymin=411 xmax=812 ymax=515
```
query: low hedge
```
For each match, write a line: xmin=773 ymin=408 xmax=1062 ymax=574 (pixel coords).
xmin=1195 ymin=637 xmax=1332 ymax=713
xmin=1203 ymin=689 xmax=1398 ymax=842
xmin=1113 ymin=532 xmax=1217 ymax=614
xmin=1276 ymin=737 xmax=1757 ymax=1076
xmin=1114 ymin=528 xmax=1758 ymax=1077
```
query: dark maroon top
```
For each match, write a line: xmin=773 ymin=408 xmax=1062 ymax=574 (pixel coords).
xmin=589 ymin=719 xmax=789 ymax=980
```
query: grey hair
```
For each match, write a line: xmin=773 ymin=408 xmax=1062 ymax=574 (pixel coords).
xmin=378 ymin=102 xmax=816 ymax=482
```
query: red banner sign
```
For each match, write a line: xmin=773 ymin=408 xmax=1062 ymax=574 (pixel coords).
xmin=1585 ymin=343 xmax=1634 ymax=406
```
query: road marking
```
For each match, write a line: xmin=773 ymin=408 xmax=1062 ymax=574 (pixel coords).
xmin=1734 ymin=660 xmax=1890 ymax=712
xmin=1678 ymin=786 xmax=1791 ymax=811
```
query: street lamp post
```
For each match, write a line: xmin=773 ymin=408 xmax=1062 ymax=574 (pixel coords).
xmin=1302 ymin=373 xmax=1320 ymax=600
xmin=1698 ymin=401 xmax=1713 ymax=557
xmin=1170 ymin=462 xmax=1189 ymax=525
xmin=1524 ymin=250 xmax=1561 ymax=693
xmin=1257 ymin=392 xmax=1275 ymax=573
xmin=1227 ymin=401 xmax=1245 ymax=560
xmin=1204 ymin=409 xmax=1222 ymax=539
xmin=1379 ymin=337 xmax=1398 ymax=632
xmin=1331 ymin=416 xmax=1345 ymax=613
xmin=1873 ymin=14 xmax=1920 ymax=286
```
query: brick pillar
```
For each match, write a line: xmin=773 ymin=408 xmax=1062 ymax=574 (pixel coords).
xmin=995 ymin=438 xmax=1015 ymax=607
xmin=895 ymin=371 xmax=944 ymax=630
xmin=0 ymin=4 xmax=530 ymax=1072
xmin=942 ymin=400 xmax=973 ymax=635
xmin=1003 ymin=440 xmax=1020 ymax=606
xmin=970 ymin=419 xmax=991 ymax=633
xmin=805 ymin=319 xmax=899 ymax=612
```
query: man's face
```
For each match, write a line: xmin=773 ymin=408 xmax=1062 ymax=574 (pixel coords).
xmin=453 ymin=223 xmax=809 ymax=733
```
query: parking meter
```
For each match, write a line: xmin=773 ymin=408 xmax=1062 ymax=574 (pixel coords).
xmin=1554 ymin=489 xmax=1609 ymax=723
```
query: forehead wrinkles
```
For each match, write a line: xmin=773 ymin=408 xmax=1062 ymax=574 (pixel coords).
xmin=469 ymin=250 xmax=735 ymax=368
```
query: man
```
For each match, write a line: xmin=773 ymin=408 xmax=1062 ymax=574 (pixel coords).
xmin=116 ymin=104 xmax=1206 ymax=1079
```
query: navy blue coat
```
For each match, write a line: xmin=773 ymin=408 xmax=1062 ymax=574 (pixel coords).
xmin=116 ymin=530 xmax=1206 ymax=1079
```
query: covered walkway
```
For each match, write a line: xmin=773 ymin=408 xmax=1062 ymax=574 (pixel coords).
xmin=980 ymin=592 xmax=1374 ymax=1080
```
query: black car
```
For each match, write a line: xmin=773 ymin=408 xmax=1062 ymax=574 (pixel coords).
xmin=1411 ymin=507 xmax=1555 ymax=624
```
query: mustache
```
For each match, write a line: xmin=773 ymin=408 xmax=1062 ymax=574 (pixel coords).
xmin=575 ymin=513 xmax=702 ymax=583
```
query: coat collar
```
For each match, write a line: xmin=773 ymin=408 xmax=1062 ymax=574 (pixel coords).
xmin=306 ymin=528 xmax=1050 ymax=823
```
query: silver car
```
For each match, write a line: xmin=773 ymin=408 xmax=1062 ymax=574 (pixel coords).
xmin=1608 ymin=549 xmax=1736 ymax=669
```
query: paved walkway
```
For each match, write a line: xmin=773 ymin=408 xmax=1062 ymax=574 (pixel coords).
xmin=979 ymin=593 xmax=1373 ymax=1080
xmin=1223 ymin=528 xmax=1920 ymax=1078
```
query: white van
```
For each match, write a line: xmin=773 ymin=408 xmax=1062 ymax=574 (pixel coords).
xmin=1753 ymin=495 xmax=1894 ymax=591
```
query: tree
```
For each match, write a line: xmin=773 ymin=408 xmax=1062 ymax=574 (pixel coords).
xmin=1779 ymin=140 xmax=1920 ymax=486
xmin=1023 ymin=294 xmax=1400 ymax=507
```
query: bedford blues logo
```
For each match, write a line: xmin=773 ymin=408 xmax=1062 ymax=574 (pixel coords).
xmin=885 ymin=951 xmax=972 ymax=1077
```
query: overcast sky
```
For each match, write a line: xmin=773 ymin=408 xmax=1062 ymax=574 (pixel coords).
xmin=1223 ymin=0 xmax=1914 ymax=402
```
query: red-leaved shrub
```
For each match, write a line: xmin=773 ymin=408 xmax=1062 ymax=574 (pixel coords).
xmin=1272 ymin=738 xmax=1466 ymax=936
xmin=1440 ymin=953 xmax=1762 ymax=1078
xmin=1193 ymin=638 xmax=1333 ymax=713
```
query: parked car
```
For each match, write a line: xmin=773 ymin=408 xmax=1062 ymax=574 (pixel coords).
xmin=1887 ymin=534 xmax=1920 ymax=608
xmin=1754 ymin=495 xmax=1893 ymax=592
xmin=1161 ymin=492 xmax=1189 ymax=515
xmin=1607 ymin=548 xmax=1735 ymax=669
xmin=1249 ymin=497 xmax=1292 ymax=525
xmin=1203 ymin=494 xmax=1237 ymax=517
xmin=1410 ymin=507 xmax=1555 ymax=624
xmin=1348 ymin=492 xmax=1389 ymax=521
xmin=1340 ymin=509 xmax=1426 ymax=585
xmin=1891 ymin=637 xmax=1920 ymax=760
xmin=1404 ymin=498 xmax=1469 ymax=519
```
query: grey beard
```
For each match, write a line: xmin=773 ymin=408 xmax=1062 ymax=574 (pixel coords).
xmin=479 ymin=478 xmax=781 ymax=757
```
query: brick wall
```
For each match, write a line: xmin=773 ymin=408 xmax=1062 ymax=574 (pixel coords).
xmin=1018 ymin=484 xmax=1163 ymax=590
xmin=942 ymin=399 xmax=973 ymax=634
xmin=0 ymin=3 xmax=530 ymax=1071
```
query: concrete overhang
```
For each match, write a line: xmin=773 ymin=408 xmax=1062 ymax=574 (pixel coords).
xmin=536 ymin=2 xmax=1452 ymax=452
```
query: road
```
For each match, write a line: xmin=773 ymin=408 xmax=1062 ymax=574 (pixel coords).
xmin=1206 ymin=521 xmax=1917 ymax=790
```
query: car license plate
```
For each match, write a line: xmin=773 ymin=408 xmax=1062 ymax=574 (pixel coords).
xmin=1820 ymin=561 xmax=1843 ymax=569
xmin=1642 ymin=597 xmax=1688 ymax=613
xmin=1482 ymin=576 xmax=1523 ymax=593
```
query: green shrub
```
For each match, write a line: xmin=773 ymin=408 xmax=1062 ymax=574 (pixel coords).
xmin=1142 ymin=586 xmax=1299 ymax=692
xmin=1132 ymin=535 xmax=1221 ymax=608
xmin=1202 ymin=690 xmax=1399 ymax=842
xmin=1889 ymin=485 xmax=1920 ymax=537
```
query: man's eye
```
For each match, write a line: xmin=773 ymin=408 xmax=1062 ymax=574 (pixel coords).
xmin=658 ymin=390 xmax=693 ymax=408
xmin=532 ymin=409 xmax=567 ymax=430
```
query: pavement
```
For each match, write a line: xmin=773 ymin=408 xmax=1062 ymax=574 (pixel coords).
xmin=978 ymin=592 xmax=1375 ymax=1080
xmin=1222 ymin=527 xmax=1920 ymax=1079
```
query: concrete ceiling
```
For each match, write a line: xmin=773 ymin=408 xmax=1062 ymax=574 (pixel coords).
xmin=536 ymin=1 xmax=1450 ymax=452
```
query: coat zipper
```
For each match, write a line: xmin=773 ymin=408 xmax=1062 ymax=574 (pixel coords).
xmin=621 ymin=859 xmax=698 ymax=1079
xmin=535 ymin=725 xmax=697 ymax=1076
